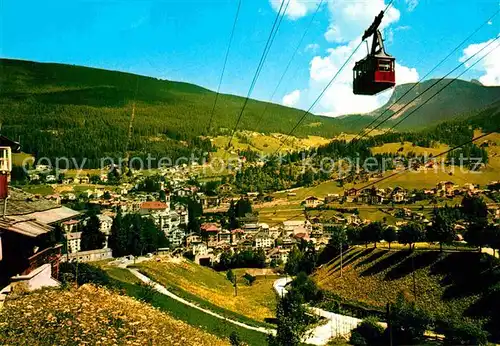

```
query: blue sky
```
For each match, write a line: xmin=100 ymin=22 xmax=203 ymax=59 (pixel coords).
xmin=1 ymin=0 xmax=499 ymax=115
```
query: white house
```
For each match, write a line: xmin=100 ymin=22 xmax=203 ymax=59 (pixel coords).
xmin=254 ymin=234 xmax=274 ymax=248
xmin=45 ymin=175 xmax=57 ymax=183
xmin=268 ymin=248 xmax=289 ymax=264
xmin=168 ymin=228 xmax=186 ymax=248
xmin=98 ymin=214 xmax=113 ymax=235
xmin=303 ymin=196 xmax=323 ymax=208
xmin=282 ymin=220 xmax=312 ymax=236
xmin=65 ymin=232 xmax=82 ymax=254
xmin=192 ymin=242 xmax=208 ymax=256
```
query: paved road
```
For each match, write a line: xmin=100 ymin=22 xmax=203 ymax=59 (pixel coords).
xmin=272 ymin=277 xmax=386 ymax=345
xmin=127 ymin=268 xmax=275 ymax=335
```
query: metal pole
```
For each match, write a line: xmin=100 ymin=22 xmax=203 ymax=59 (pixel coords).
xmin=412 ymin=254 xmax=416 ymax=301
xmin=340 ymin=243 xmax=343 ymax=278
xmin=3 ymin=195 xmax=10 ymax=219
xmin=387 ymin=303 xmax=393 ymax=346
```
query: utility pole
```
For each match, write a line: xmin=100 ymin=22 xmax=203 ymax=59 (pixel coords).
xmin=412 ymin=253 xmax=417 ymax=302
xmin=387 ymin=303 xmax=393 ymax=346
xmin=340 ymin=243 xmax=343 ymax=278
xmin=233 ymin=276 xmax=238 ymax=297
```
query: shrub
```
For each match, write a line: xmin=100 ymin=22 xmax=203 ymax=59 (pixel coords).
xmin=59 ymin=262 xmax=112 ymax=287
xmin=443 ymin=319 xmax=488 ymax=346
xmin=137 ymin=282 xmax=157 ymax=303
xmin=229 ymin=331 xmax=242 ymax=346
xmin=349 ymin=317 xmax=385 ymax=346
xmin=243 ymin=273 xmax=256 ymax=286
xmin=391 ymin=293 xmax=432 ymax=345
xmin=291 ymin=272 xmax=320 ymax=303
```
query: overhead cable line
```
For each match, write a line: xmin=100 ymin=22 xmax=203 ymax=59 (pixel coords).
xmin=353 ymin=8 xmax=500 ymax=141
xmin=271 ymin=0 xmax=396 ymax=155
xmin=207 ymin=0 xmax=242 ymax=132
xmin=352 ymin=42 xmax=500 ymax=192
xmin=272 ymin=41 xmax=364 ymax=154
xmin=358 ymin=35 xmax=500 ymax=138
xmin=354 ymin=129 xmax=498 ymax=192
xmin=226 ymin=0 xmax=290 ymax=149
xmin=381 ymin=40 xmax=500 ymax=133
xmin=255 ymin=0 xmax=325 ymax=126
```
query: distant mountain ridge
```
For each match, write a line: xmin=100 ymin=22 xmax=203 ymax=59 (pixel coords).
xmin=0 ymin=58 xmax=499 ymax=166
xmin=368 ymin=79 xmax=500 ymax=129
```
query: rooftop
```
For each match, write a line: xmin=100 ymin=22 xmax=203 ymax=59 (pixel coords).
xmin=65 ymin=232 xmax=82 ymax=240
xmin=0 ymin=216 xmax=53 ymax=238
xmin=140 ymin=201 xmax=169 ymax=210
xmin=27 ymin=206 xmax=81 ymax=225
xmin=6 ymin=188 xmax=60 ymax=216
xmin=62 ymin=219 xmax=80 ymax=225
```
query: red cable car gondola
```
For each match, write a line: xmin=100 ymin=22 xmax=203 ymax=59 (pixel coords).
xmin=353 ymin=11 xmax=396 ymax=95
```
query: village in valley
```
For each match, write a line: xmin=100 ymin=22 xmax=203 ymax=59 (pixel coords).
xmin=2 ymin=0 xmax=500 ymax=344
xmin=3 ymin=142 xmax=500 ymax=270
xmin=1 ymin=128 xmax=500 ymax=345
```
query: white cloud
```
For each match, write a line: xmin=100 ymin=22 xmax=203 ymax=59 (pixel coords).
xmin=460 ymin=36 xmax=500 ymax=86
xmin=272 ymin=0 xmax=419 ymax=116
xmin=405 ymin=0 xmax=419 ymax=12
xmin=282 ymin=89 xmax=301 ymax=107
xmin=396 ymin=63 xmax=419 ymax=85
xmin=324 ymin=0 xmax=400 ymax=43
xmin=305 ymin=43 xmax=320 ymax=53
xmin=269 ymin=0 xmax=322 ymax=20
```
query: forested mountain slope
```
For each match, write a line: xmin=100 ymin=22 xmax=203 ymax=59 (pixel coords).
xmin=368 ymin=79 xmax=500 ymax=130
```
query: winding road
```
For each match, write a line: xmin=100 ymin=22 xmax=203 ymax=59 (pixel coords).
xmin=118 ymin=259 xmax=370 ymax=345
xmin=273 ymin=278 xmax=379 ymax=345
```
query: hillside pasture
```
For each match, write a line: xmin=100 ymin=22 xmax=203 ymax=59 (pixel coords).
xmin=134 ymin=258 xmax=278 ymax=324
xmin=314 ymin=247 xmax=500 ymax=326
xmin=370 ymin=141 xmax=450 ymax=156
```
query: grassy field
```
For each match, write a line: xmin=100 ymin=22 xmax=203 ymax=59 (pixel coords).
xmin=257 ymin=206 xmax=306 ymax=226
xmin=211 ymin=132 xmax=330 ymax=157
xmin=12 ymin=152 xmax=34 ymax=166
xmin=0 ymin=283 xmax=229 ymax=345
xmin=370 ymin=141 xmax=450 ymax=156
xmin=273 ymin=181 xmax=344 ymax=202
xmin=308 ymin=207 xmax=399 ymax=224
xmin=20 ymin=184 xmax=55 ymax=196
xmin=97 ymin=264 xmax=269 ymax=345
xmin=134 ymin=259 xmax=278 ymax=325
xmin=313 ymin=246 xmax=498 ymax=324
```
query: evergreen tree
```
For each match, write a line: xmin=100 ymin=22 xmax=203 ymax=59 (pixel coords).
xmin=461 ymin=195 xmax=488 ymax=220
xmin=109 ymin=210 xmax=128 ymax=257
xmin=464 ymin=218 xmax=489 ymax=252
xmin=268 ymin=290 xmax=308 ymax=346
xmin=486 ymin=224 xmax=500 ymax=257
xmin=80 ymin=213 xmax=106 ymax=251
xmin=284 ymin=246 xmax=303 ymax=276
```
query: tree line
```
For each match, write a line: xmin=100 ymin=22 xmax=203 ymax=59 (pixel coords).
xmin=108 ymin=211 xmax=169 ymax=257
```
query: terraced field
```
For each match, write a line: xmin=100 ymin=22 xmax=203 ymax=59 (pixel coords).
xmin=313 ymin=247 xmax=496 ymax=322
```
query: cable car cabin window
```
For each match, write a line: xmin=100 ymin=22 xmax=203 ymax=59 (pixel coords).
xmin=378 ymin=59 xmax=392 ymax=72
